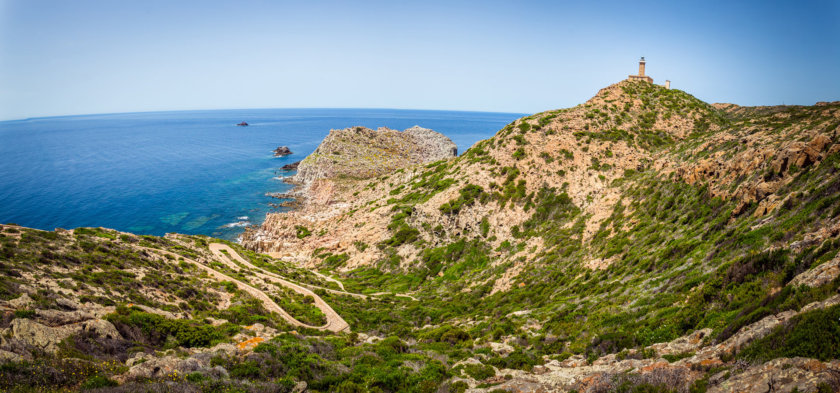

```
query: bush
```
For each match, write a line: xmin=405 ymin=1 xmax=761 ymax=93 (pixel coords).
xmin=229 ymin=360 xmax=262 ymax=379
xmin=463 ymin=363 xmax=495 ymax=380
xmin=13 ymin=309 xmax=35 ymax=319
xmin=295 ymin=226 xmax=312 ymax=239
xmin=440 ymin=185 xmax=487 ymax=215
xmin=486 ymin=349 xmax=542 ymax=372
xmin=450 ymin=381 xmax=469 ymax=393
xmin=738 ymin=304 xmax=840 ymax=362
xmin=106 ymin=306 xmax=224 ymax=348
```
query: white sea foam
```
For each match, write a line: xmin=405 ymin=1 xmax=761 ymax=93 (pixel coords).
xmin=237 ymin=216 xmax=249 ymax=220
xmin=221 ymin=221 xmax=251 ymax=228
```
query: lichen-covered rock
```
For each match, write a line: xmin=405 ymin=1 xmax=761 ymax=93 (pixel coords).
xmin=35 ymin=309 xmax=95 ymax=325
xmin=122 ymin=355 xmax=204 ymax=381
xmin=790 ymin=255 xmax=840 ymax=288
xmin=707 ymin=358 xmax=840 ymax=393
xmin=8 ymin=317 xmax=121 ymax=353
xmin=8 ymin=294 xmax=34 ymax=309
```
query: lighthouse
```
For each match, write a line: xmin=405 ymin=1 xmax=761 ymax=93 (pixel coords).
xmin=628 ymin=57 xmax=653 ymax=83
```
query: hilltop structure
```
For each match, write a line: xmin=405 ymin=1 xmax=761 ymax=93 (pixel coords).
xmin=628 ymin=56 xmax=653 ymax=83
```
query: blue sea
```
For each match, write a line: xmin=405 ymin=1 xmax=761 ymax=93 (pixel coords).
xmin=0 ymin=109 xmax=523 ymax=241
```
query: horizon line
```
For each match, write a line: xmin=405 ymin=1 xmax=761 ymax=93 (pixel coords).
xmin=0 ymin=106 xmax=533 ymax=123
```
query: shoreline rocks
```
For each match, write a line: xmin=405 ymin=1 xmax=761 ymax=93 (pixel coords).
xmin=280 ymin=161 xmax=300 ymax=170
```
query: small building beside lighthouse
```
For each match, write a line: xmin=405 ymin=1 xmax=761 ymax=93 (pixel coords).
xmin=628 ymin=57 xmax=653 ymax=83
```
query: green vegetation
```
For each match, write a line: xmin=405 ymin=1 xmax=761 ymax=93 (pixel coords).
xmin=439 ymin=184 xmax=488 ymax=215
xmin=295 ymin=225 xmax=312 ymax=238
xmin=106 ymin=306 xmax=227 ymax=348
xmin=738 ymin=304 xmax=840 ymax=362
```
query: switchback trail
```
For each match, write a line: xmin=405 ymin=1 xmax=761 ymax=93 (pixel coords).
xmin=210 ymin=244 xmax=418 ymax=301
xmin=207 ymin=243 xmax=350 ymax=332
xmin=138 ymin=245 xmax=349 ymax=333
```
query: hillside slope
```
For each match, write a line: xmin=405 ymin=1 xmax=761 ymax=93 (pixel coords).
xmin=238 ymin=79 xmax=840 ymax=391
xmin=2 ymin=80 xmax=840 ymax=392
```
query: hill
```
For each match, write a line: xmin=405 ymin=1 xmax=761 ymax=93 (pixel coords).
xmin=2 ymin=80 xmax=840 ymax=392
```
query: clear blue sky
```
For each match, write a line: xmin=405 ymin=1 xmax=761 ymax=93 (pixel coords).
xmin=1 ymin=0 xmax=838 ymax=120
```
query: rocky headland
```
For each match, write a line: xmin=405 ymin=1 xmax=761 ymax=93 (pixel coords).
xmin=289 ymin=125 xmax=457 ymax=188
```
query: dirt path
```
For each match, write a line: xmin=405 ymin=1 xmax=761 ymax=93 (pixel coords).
xmin=209 ymin=245 xmax=367 ymax=299
xmin=139 ymin=245 xmax=348 ymax=333
xmin=208 ymin=243 xmax=350 ymax=332
xmin=370 ymin=292 xmax=418 ymax=301
xmin=209 ymin=244 xmax=418 ymax=301
xmin=311 ymin=270 xmax=345 ymax=291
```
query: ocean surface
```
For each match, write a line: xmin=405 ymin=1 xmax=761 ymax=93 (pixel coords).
xmin=0 ymin=108 xmax=524 ymax=241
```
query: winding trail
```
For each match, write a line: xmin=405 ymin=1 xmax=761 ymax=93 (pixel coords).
xmin=311 ymin=271 xmax=346 ymax=291
xmin=208 ymin=243 xmax=350 ymax=332
xmin=139 ymin=241 xmax=416 ymax=333
xmin=209 ymin=244 xmax=417 ymax=301
xmin=138 ymin=245 xmax=349 ymax=333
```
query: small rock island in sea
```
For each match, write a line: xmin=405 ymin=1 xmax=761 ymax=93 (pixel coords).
xmin=273 ymin=146 xmax=292 ymax=157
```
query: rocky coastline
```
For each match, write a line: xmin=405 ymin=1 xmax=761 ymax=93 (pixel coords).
xmin=242 ymin=125 xmax=457 ymax=253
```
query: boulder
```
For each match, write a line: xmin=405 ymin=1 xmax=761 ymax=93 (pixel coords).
xmin=10 ymin=317 xmax=121 ymax=353
xmin=0 ymin=349 xmax=23 ymax=363
xmin=123 ymin=355 xmax=204 ymax=381
xmin=36 ymin=309 xmax=95 ymax=326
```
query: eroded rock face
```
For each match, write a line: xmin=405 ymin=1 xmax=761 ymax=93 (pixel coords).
xmin=289 ymin=125 xmax=457 ymax=187
xmin=677 ymin=129 xmax=837 ymax=218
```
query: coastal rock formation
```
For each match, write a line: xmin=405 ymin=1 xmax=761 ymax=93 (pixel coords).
xmin=280 ymin=161 xmax=300 ymax=170
xmin=273 ymin=146 xmax=293 ymax=156
xmin=243 ymin=125 xmax=457 ymax=256
xmin=289 ymin=125 xmax=456 ymax=187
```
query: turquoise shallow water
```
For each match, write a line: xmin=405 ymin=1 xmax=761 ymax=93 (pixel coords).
xmin=0 ymin=108 xmax=524 ymax=240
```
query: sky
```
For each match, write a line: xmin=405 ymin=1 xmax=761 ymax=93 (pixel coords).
xmin=0 ymin=0 xmax=838 ymax=120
